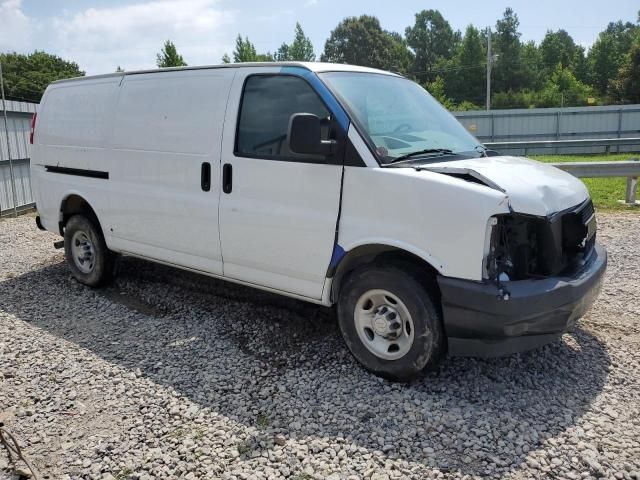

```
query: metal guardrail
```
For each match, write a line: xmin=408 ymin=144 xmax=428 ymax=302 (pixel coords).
xmin=485 ymin=137 xmax=640 ymax=155
xmin=549 ymin=159 xmax=640 ymax=205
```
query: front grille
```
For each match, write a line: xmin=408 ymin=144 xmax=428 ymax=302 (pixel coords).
xmin=533 ymin=199 xmax=596 ymax=276
xmin=578 ymin=199 xmax=595 ymax=225
xmin=561 ymin=199 xmax=596 ymax=264
xmin=574 ymin=199 xmax=596 ymax=255
xmin=584 ymin=231 xmax=596 ymax=256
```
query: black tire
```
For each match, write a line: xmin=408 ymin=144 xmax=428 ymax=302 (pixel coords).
xmin=63 ymin=214 xmax=116 ymax=287
xmin=337 ymin=264 xmax=444 ymax=381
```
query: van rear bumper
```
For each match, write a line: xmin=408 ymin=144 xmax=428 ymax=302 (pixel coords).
xmin=437 ymin=243 xmax=607 ymax=357
xmin=35 ymin=214 xmax=46 ymax=231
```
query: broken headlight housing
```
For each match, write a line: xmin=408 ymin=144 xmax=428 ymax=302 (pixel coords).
xmin=483 ymin=201 xmax=596 ymax=282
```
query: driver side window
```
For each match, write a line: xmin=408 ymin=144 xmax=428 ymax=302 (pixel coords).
xmin=235 ymin=74 xmax=330 ymax=160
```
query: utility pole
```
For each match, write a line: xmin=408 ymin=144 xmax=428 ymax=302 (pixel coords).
xmin=486 ymin=28 xmax=492 ymax=111
xmin=0 ymin=62 xmax=18 ymax=217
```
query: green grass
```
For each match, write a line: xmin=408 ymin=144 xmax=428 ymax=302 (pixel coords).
xmin=255 ymin=412 xmax=270 ymax=428
xmin=113 ymin=468 xmax=134 ymax=480
xmin=236 ymin=439 xmax=252 ymax=455
xmin=530 ymin=153 xmax=639 ymax=211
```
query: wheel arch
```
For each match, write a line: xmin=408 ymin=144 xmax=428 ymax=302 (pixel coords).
xmin=59 ymin=193 xmax=104 ymax=237
xmin=329 ymin=242 xmax=443 ymax=304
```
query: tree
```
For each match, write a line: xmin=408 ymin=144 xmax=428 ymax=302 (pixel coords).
xmin=0 ymin=51 xmax=84 ymax=102
xmin=405 ymin=9 xmax=459 ymax=82
xmin=233 ymin=35 xmax=257 ymax=62
xmin=540 ymin=29 xmax=578 ymax=72
xmin=321 ymin=15 xmax=412 ymax=72
xmin=492 ymin=8 xmax=526 ymax=92
xmin=608 ymin=39 xmax=640 ymax=103
xmin=425 ymin=76 xmax=454 ymax=110
xmin=274 ymin=43 xmax=290 ymax=62
xmin=491 ymin=90 xmax=536 ymax=109
xmin=385 ymin=31 xmax=414 ymax=74
xmin=276 ymin=23 xmax=316 ymax=61
xmin=588 ymin=33 xmax=620 ymax=94
xmin=604 ymin=20 xmax=640 ymax=54
xmin=538 ymin=64 xmax=592 ymax=107
xmin=254 ymin=53 xmax=275 ymax=62
xmin=115 ymin=66 xmax=124 ymax=72
xmin=572 ymin=46 xmax=589 ymax=84
xmin=588 ymin=21 xmax=640 ymax=94
xmin=156 ymin=40 xmax=187 ymax=68
xmin=443 ymin=25 xmax=486 ymax=104
xmin=520 ymin=40 xmax=544 ymax=91
xmin=226 ymin=35 xmax=273 ymax=63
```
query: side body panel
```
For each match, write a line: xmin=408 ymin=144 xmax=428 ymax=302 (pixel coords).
xmin=30 ymin=76 xmax=122 ymax=233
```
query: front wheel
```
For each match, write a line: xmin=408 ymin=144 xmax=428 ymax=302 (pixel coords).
xmin=64 ymin=215 xmax=116 ymax=287
xmin=337 ymin=264 xmax=444 ymax=381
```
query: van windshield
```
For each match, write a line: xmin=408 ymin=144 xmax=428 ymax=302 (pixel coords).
xmin=319 ymin=72 xmax=484 ymax=165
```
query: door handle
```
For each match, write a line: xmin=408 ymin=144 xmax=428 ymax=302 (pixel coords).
xmin=222 ymin=163 xmax=232 ymax=194
xmin=201 ymin=162 xmax=211 ymax=191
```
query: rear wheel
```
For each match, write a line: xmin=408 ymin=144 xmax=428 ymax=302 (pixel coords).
xmin=337 ymin=264 xmax=444 ymax=381
xmin=64 ymin=215 xmax=116 ymax=287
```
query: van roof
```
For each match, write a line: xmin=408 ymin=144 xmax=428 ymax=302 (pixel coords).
xmin=51 ymin=62 xmax=401 ymax=84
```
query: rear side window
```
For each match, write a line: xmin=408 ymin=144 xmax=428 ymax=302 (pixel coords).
xmin=235 ymin=75 xmax=330 ymax=160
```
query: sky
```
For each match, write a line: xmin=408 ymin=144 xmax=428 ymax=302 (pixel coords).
xmin=0 ymin=0 xmax=638 ymax=75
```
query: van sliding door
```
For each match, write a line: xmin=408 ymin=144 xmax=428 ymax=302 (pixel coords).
xmin=107 ymin=69 xmax=235 ymax=274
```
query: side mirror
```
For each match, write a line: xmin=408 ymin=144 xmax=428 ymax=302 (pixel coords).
xmin=287 ymin=113 xmax=335 ymax=156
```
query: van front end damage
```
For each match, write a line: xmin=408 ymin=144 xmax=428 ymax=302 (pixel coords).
xmin=437 ymin=199 xmax=607 ymax=357
xmin=485 ymin=199 xmax=597 ymax=281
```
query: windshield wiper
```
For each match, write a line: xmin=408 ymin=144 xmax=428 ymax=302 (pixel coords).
xmin=386 ymin=148 xmax=454 ymax=165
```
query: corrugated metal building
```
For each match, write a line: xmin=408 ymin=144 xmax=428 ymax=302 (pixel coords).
xmin=1 ymin=100 xmax=36 ymax=215
xmin=455 ymin=104 xmax=640 ymax=154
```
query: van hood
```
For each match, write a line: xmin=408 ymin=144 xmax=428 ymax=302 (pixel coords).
xmin=419 ymin=155 xmax=589 ymax=217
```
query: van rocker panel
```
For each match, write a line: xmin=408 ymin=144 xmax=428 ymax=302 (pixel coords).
xmin=438 ymin=243 xmax=607 ymax=357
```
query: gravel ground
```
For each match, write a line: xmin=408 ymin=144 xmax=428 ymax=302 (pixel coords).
xmin=0 ymin=212 xmax=639 ymax=480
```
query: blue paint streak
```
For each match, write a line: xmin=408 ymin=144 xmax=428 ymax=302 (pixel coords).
xmin=280 ymin=66 xmax=350 ymax=131
xmin=329 ymin=243 xmax=346 ymax=270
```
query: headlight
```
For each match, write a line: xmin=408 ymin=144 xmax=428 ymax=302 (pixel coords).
xmin=482 ymin=216 xmax=499 ymax=280
xmin=483 ymin=201 xmax=595 ymax=282
xmin=482 ymin=213 xmax=540 ymax=281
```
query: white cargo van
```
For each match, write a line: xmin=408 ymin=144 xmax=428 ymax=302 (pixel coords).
xmin=31 ymin=62 xmax=606 ymax=380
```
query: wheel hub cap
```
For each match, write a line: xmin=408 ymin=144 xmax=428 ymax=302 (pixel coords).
xmin=70 ymin=231 xmax=95 ymax=274
xmin=354 ymin=289 xmax=415 ymax=360
xmin=372 ymin=305 xmax=401 ymax=339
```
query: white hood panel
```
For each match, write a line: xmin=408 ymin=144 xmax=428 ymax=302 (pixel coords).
xmin=425 ymin=156 xmax=589 ymax=216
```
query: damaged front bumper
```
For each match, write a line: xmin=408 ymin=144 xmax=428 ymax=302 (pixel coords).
xmin=437 ymin=243 xmax=607 ymax=357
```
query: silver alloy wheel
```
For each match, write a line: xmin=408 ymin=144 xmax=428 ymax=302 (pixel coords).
xmin=71 ymin=230 xmax=95 ymax=274
xmin=354 ymin=289 xmax=415 ymax=360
